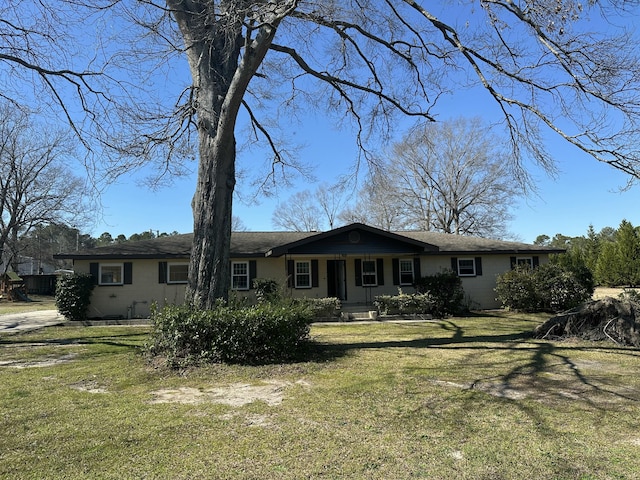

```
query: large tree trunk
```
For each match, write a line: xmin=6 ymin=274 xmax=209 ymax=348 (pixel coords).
xmin=187 ymin=107 xmax=237 ymax=308
xmin=169 ymin=1 xmax=286 ymax=309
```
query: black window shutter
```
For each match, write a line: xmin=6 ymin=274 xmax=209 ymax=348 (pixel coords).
xmin=311 ymin=259 xmax=319 ymax=288
xmin=451 ymin=257 xmax=458 ymax=274
xmin=124 ymin=262 xmax=133 ymax=284
xmin=392 ymin=259 xmax=400 ymax=285
xmin=355 ymin=259 xmax=362 ymax=286
xmin=249 ymin=260 xmax=257 ymax=289
xmin=510 ymin=256 xmax=517 ymax=269
xmin=413 ymin=257 xmax=422 ymax=281
xmin=287 ymin=259 xmax=294 ymax=288
xmin=474 ymin=257 xmax=483 ymax=276
xmin=376 ymin=258 xmax=384 ymax=286
xmin=158 ymin=262 xmax=167 ymax=284
xmin=533 ymin=256 xmax=540 ymax=268
xmin=89 ymin=262 xmax=99 ymax=285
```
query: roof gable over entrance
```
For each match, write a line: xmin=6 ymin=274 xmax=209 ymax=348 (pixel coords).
xmin=267 ymin=223 xmax=439 ymax=257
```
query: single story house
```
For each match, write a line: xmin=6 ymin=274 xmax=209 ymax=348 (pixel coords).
xmin=54 ymin=223 xmax=564 ymax=319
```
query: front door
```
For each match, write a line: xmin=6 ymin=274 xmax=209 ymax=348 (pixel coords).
xmin=327 ymin=260 xmax=347 ymax=301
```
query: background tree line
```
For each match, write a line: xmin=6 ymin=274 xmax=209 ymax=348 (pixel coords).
xmin=536 ymin=220 xmax=640 ymax=288
xmin=6 ymin=224 xmax=180 ymax=275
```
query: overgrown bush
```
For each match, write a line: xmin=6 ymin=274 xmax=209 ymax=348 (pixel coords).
xmin=495 ymin=263 xmax=592 ymax=312
xmin=146 ymin=300 xmax=315 ymax=366
xmin=415 ymin=270 xmax=466 ymax=317
xmin=55 ymin=273 xmax=95 ymax=321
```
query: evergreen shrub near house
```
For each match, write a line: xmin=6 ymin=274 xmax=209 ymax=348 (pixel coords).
xmin=301 ymin=297 xmax=341 ymax=318
xmin=146 ymin=300 xmax=315 ymax=366
xmin=415 ymin=270 xmax=466 ymax=317
xmin=374 ymin=289 xmax=434 ymax=316
xmin=55 ymin=273 xmax=95 ymax=321
xmin=252 ymin=278 xmax=282 ymax=304
xmin=374 ymin=271 xmax=465 ymax=318
xmin=252 ymin=278 xmax=340 ymax=317
xmin=495 ymin=263 xmax=592 ymax=312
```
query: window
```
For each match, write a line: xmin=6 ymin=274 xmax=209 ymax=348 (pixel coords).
xmin=100 ymin=264 xmax=123 ymax=285
xmin=362 ymin=260 xmax=378 ymax=286
xmin=516 ymin=257 xmax=533 ymax=267
xmin=295 ymin=261 xmax=311 ymax=288
xmin=399 ymin=259 xmax=414 ymax=285
xmin=231 ymin=261 xmax=249 ymax=290
xmin=168 ymin=263 xmax=189 ymax=284
xmin=457 ymin=258 xmax=476 ymax=276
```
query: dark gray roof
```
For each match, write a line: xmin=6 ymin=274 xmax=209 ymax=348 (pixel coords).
xmin=400 ymin=231 xmax=563 ymax=255
xmin=54 ymin=223 xmax=563 ymax=260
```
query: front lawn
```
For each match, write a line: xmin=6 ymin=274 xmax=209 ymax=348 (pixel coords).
xmin=1 ymin=312 xmax=639 ymax=479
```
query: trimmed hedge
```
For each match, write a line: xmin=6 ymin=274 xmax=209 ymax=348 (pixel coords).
xmin=374 ymin=290 xmax=434 ymax=315
xmin=146 ymin=300 xmax=315 ymax=366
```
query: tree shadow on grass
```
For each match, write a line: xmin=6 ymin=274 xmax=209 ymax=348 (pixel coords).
xmin=318 ymin=320 xmax=532 ymax=353
xmin=316 ymin=319 xmax=640 ymax=406
xmin=0 ymin=330 xmax=147 ymax=352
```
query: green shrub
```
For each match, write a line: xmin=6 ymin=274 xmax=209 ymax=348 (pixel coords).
xmin=252 ymin=278 xmax=282 ymax=304
xmin=494 ymin=265 xmax=539 ymax=312
xmin=146 ymin=300 xmax=315 ymax=366
xmin=299 ymin=297 xmax=341 ymax=318
xmin=55 ymin=273 xmax=95 ymax=321
xmin=495 ymin=263 xmax=592 ymax=312
xmin=374 ymin=289 xmax=434 ymax=316
xmin=415 ymin=270 xmax=466 ymax=317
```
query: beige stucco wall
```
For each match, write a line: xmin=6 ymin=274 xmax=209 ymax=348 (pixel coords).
xmin=74 ymin=258 xmax=188 ymax=318
xmin=75 ymin=253 xmax=551 ymax=318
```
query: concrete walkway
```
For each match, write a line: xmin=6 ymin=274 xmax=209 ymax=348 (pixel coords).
xmin=0 ymin=310 xmax=66 ymax=334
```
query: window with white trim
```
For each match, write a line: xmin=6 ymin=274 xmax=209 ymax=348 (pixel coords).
xmin=294 ymin=261 xmax=311 ymax=288
xmin=168 ymin=263 xmax=189 ymax=284
xmin=457 ymin=258 xmax=476 ymax=276
xmin=100 ymin=263 xmax=123 ymax=285
xmin=516 ymin=257 xmax=533 ymax=267
xmin=231 ymin=261 xmax=249 ymax=290
xmin=362 ymin=260 xmax=378 ymax=286
xmin=399 ymin=259 xmax=414 ymax=285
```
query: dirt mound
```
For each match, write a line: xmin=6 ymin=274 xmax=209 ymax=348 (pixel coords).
xmin=534 ymin=296 xmax=640 ymax=347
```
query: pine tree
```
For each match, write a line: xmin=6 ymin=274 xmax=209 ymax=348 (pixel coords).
xmin=616 ymin=220 xmax=640 ymax=287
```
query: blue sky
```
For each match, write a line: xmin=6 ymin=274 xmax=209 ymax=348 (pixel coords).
xmin=92 ymin=107 xmax=640 ymax=244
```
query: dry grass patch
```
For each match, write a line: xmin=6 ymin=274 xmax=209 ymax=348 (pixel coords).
xmin=0 ymin=295 xmax=56 ymax=315
xmin=149 ymin=380 xmax=311 ymax=406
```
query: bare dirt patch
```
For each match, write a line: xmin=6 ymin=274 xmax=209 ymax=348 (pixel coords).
xmin=0 ymin=353 xmax=77 ymax=368
xmin=149 ymin=380 xmax=310 ymax=407
xmin=70 ymin=378 xmax=109 ymax=394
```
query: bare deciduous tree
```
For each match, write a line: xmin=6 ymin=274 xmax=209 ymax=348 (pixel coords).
xmin=378 ymin=117 xmax=518 ymax=238
xmin=272 ymin=190 xmax=322 ymax=231
xmin=0 ymin=104 xmax=87 ymax=272
xmin=4 ymin=1 xmax=640 ymax=308
xmin=338 ymin=174 xmax=407 ymax=231
xmin=272 ymin=183 xmax=347 ymax=231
